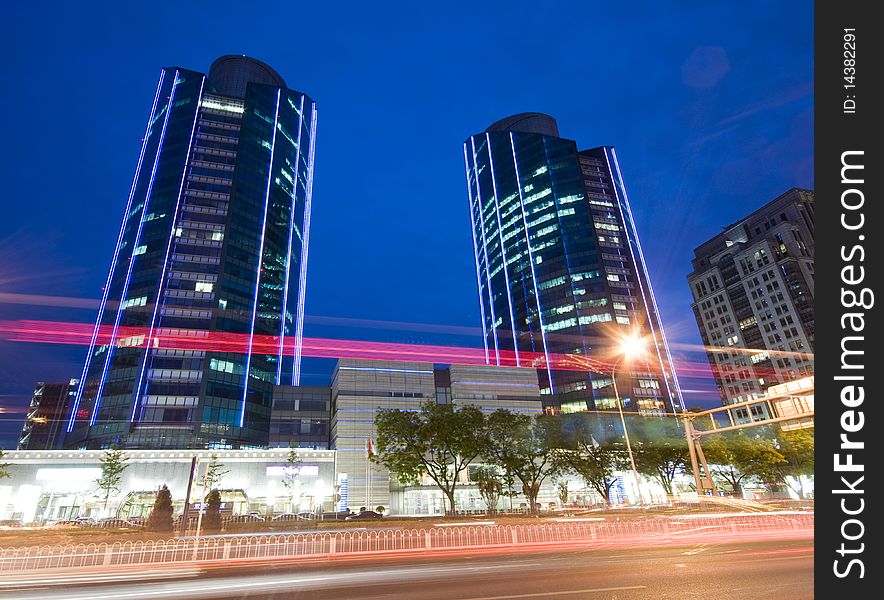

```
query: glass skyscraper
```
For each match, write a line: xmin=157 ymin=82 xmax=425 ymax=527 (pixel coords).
xmin=463 ymin=113 xmax=683 ymax=415
xmin=66 ymin=56 xmax=317 ymax=449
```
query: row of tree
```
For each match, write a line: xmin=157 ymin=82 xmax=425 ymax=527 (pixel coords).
xmin=372 ymin=403 xmax=814 ymax=514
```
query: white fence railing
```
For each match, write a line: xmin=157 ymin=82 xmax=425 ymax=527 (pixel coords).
xmin=0 ymin=514 xmax=813 ymax=574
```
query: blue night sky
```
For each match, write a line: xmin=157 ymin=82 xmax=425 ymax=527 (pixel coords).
xmin=0 ymin=1 xmax=813 ymax=448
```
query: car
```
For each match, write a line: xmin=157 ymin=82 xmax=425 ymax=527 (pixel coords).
xmin=47 ymin=520 xmax=82 ymax=527
xmin=318 ymin=511 xmax=351 ymax=521
xmin=297 ymin=512 xmax=319 ymax=520
xmin=345 ymin=510 xmax=383 ymax=521
xmin=96 ymin=518 xmax=143 ymax=528
xmin=271 ymin=513 xmax=297 ymax=521
xmin=226 ymin=514 xmax=265 ymax=524
xmin=0 ymin=519 xmax=22 ymax=528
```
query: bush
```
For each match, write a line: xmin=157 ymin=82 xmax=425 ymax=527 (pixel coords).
xmin=145 ymin=485 xmax=174 ymax=532
xmin=202 ymin=489 xmax=222 ymax=532
xmin=375 ymin=505 xmax=386 ymax=515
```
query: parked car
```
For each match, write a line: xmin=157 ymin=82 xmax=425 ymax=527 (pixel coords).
xmin=0 ymin=519 xmax=23 ymax=528
xmin=345 ymin=510 xmax=383 ymax=521
xmin=271 ymin=513 xmax=297 ymax=521
xmin=226 ymin=514 xmax=265 ymax=524
xmin=47 ymin=520 xmax=82 ymax=527
xmin=96 ymin=518 xmax=143 ymax=528
xmin=318 ymin=511 xmax=352 ymax=521
xmin=297 ymin=512 xmax=319 ymax=520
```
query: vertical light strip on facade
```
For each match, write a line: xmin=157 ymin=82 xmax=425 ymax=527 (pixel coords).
xmin=277 ymin=94 xmax=305 ymax=383
xmin=90 ymin=70 xmax=182 ymax=427
xmin=542 ymin=138 xmax=591 ymax=359
xmin=67 ymin=70 xmax=167 ymax=433
xmin=241 ymin=89 xmax=282 ymax=427
xmin=509 ymin=133 xmax=554 ymax=389
xmin=485 ymin=133 xmax=520 ymax=366
xmin=131 ymin=75 xmax=206 ymax=422
xmin=469 ymin=137 xmax=500 ymax=365
xmin=607 ymin=147 xmax=684 ymax=412
xmin=462 ymin=144 xmax=490 ymax=364
xmin=292 ymin=103 xmax=317 ymax=386
xmin=601 ymin=148 xmax=671 ymax=407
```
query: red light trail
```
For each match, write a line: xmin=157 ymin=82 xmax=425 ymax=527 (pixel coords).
xmin=0 ymin=319 xmax=799 ymax=381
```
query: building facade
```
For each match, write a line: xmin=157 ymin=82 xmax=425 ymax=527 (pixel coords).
xmin=269 ymin=385 xmax=331 ymax=449
xmin=463 ymin=113 xmax=683 ymax=415
xmin=687 ymin=188 xmax=814 ymax=410
xmin=18 ymin=380 xmax=77 ymax=450
xmin=0 ymin=449 xmax=335 ymax=523
xmin=330 ymin=359 xmax=545 ymax=513
xmin=65 ymin=56 xmax=317 ymax=450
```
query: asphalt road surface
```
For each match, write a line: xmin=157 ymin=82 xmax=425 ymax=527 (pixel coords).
xmin=1 ymin=538 xmax=813 ymax=600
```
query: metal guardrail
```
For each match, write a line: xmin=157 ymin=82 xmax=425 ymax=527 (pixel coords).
xmin=0 ymin=514 xmax=813 ymax=574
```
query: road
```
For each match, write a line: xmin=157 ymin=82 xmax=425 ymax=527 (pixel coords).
xmin=1 ymin=537 xmax=812 ymax=599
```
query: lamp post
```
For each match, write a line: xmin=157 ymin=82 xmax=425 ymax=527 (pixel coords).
xmin=611 ymin=334 xmax=646 ymax=505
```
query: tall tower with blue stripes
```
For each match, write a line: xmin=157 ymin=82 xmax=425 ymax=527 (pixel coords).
xmin=66 ymin=56 xmax=317 ymax=449
xmin=463 ymin=113 xmax=683 ymax=416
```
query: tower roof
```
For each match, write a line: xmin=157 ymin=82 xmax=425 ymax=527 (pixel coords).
xmin=485 ymin=113 xmax=560 ymax=137
xmin=208 ymin=55 xmax=287 ymax=98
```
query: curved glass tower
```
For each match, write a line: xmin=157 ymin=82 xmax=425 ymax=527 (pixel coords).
xmin=66 ymin=56 xmax=317 ymax=449
xmin=463 ymin=113 xmax=683 ymax=415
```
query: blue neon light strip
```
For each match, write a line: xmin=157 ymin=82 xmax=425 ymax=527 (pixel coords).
xmin=240 ymin=89 xmax=282 ymax=428
xmin=462 ymin=144 xmax=490 ymax=364
xmin=485 ymin=133 xmax=521 ymax=367
xmin=90 ymin=70 xmax=182 ymax=427
xmin=509 ymin=133 xmax=554 ymax=391
xmin=606 ymin=147 xmax=684 ymax=412
xmin=292 ymin=102 xmax=317 ymax=386
xmin=131 ymin=75 xmax=206 ymax=422
xmin=540 ymin=138 xmax=591 ymax=360
xmin=470 ymin=136 xmax=501 ymax=365
xmin=67 ymin=70 xmax=167 ymax=433
xmin=277 ymin=94 xmax=306 ymax=383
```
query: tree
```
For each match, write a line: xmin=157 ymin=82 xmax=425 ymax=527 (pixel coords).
xmin=373 ymin=401 xmax=487 ymax=515
xmin=96 ymin=447 xmax=129 ymax=511
xmin=202 ymin=489 xmax=222 ymax=532
xmin=631 ymin=426 xmax=689 ymax=497
xmin=555 ymin=434 xmax=624 ymax=506
xmin=471 ymin=465 xmax=504 ymax=514
xmin=198 ymin=453 xmax=229 ymax=491
xmin=0 ymin=449 xmax=11 ymax=480
xmin=702 ymin=432 xmax=785 ymax=496
xmin=556 ymin=480 xmax=569 ymax=506
xmin=770 ymin=427 xmax=814 ymax=497
xmin=145 ymin=485 xmax=174 ymax=532
xmin=484 ymin=410 xmax=562 ymax=514
xmin=281 ymin=449 xmax=302 ymax=511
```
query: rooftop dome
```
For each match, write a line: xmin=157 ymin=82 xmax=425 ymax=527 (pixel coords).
xmin=207 ymin=55 xmax=287 ymax=98
xmin=485 ymin=113 xmax=559 ymax=137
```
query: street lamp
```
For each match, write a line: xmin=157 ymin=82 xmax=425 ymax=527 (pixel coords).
xmin=611 ymin=333 xmax=646 ymax=505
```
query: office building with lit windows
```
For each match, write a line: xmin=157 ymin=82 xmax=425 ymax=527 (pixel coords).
xmin=18 ymin=380 xmax=77 ymax=450
xmin=463 ymin=113 xmax=683 ymax=415
xmin=65 ymin=56 xmax=317 ymax=449
xmin=688 ymin=188 xmax=814 ymax=409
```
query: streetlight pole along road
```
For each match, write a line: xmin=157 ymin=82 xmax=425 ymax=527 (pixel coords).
xmin=610 ymin=333 xmax=648 ymax=505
